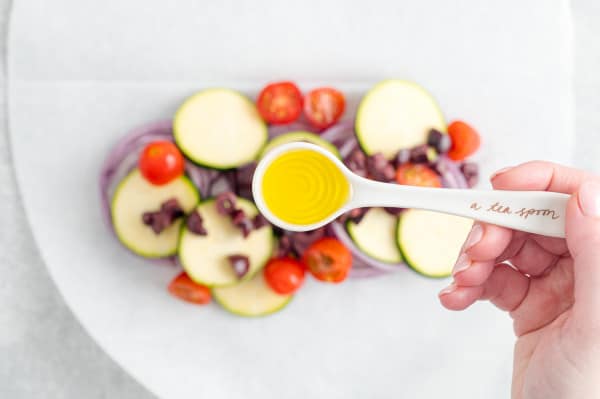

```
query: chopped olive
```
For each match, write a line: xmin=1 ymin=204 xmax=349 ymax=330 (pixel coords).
xmin=142 ymin=212 xmax=172 ymax=234
xmin=383 ymin=207 xmax=403 ymax=216
xmin=427 ymin=129 xmax=451 ymax=154
xmin=348 ymin=207 xmax=368 ymax=224
xmin=344 ymin=148 xmax=368 ymax=177
xmin=216 ymin=193 xmax=265 ymax=238
xmin=160 ymin=198 xmax=185 ymax=219
xmin=215 ymin=191 xmax=237 ymax=215
xmin=410 ymin=144 xmax=438 ymax=164
xmin=142 ymin=198 xmax=185 ymax=235
xmin=227 ymin=254 xmax=250 ymax=278
xmin=231 ymin=209 xmax=253 ymax=238
xmin=366 ymin=153 xmax=395 ymax=182
xmin=186 ymin=210 xmax=207 ymax=236
xmin=252 ymin=213 xmax=269 ymax=229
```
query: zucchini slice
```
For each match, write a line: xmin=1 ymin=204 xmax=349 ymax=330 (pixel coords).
xmin=346 ymin=208 xmax=402 ymax=263
xmin=178 ymin=199 xmax=273 ymax=287
xmin=111 ymin=169 xmax=199 ymax=258
xmin=396 ymin=209 xmax=473 ymax=278
xmin=260 ymin=131 xmax=341 ymax=158
xmin=174 ymin=89 xmax=268 ymax=169
xmin=355 ymin=80 xmax=445 ymax=158
xmin=213 ymin=272 xmax=292 ymax=317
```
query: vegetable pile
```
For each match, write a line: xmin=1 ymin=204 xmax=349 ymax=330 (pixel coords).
xmin=100 ymin=80 xmax=482 ymax=316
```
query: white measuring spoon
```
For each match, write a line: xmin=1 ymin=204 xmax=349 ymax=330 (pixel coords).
xmin=252 ymin=143 xmax=569 ymax=237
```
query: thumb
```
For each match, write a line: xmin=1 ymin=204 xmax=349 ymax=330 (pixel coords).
xmin=566 ymin=179 xmax=600 ymax=319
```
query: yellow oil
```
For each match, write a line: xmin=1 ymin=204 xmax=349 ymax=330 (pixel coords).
xmin=261 ymin=149 xmax=350 ymax=225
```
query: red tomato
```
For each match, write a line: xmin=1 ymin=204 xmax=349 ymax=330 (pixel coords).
xmin=302 ymin=237 xmax=352 ymax=283
xmin=395 ymin=163 xmax=442 ymax=188
xmin=168 ymin=272 xmax=211 ymax=305
xmin=256 ymin=81 xmax=303 ymax=125
xmin=139 ymin=141 xmax=185 ymax=185
xmin=264 ymin=258 xmax=305 ymax=295
xmin=447 ymin=121 xmax=481 ymax=161
xmin=304 ymin=87 xmax=345 ymax=130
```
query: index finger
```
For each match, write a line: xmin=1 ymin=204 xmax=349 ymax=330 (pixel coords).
xmin=491 ymin=161 xmax=592 ymax=194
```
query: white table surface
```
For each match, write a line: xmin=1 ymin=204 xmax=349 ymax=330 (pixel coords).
xmin=1 ymin=0 xmax=599 ymax=398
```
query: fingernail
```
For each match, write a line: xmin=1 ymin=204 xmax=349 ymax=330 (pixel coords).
xmin=490 ymin=166 xmax=514 ymax=180
xmin=463 ymin=223 xmax=483 ymax=252
xmin=452 ymin=253 xmax=472 ymax=276
xmin=578 ymin=180 xmax=600 ymax=217
xmin=439 ymin=283 xmax=457 ymax=296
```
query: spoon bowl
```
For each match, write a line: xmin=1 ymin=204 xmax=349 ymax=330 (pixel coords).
xmin=253 ymin=142 xmax=355 ymax=232
xmin=253 ymin=143 xmax=569 ymax=238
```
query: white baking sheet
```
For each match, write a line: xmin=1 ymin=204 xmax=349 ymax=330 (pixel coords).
xmin=8 ymin=0 xmax=573 ymax=397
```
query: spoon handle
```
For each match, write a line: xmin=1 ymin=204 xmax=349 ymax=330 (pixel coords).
xmin=351 ymin=178 xmax=569 ymax=238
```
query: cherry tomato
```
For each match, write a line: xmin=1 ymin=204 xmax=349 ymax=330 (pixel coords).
xmin=168 ymin=272 xmax=211 ymax=305
xmin=303 ymin=87 xmax=345 ymax=130
xmin=264 ymin=258 xmax=305 ymax=295
xmin=447 ymin=120 xmax=481 ymax=161
xmin=302 ymin=237 xmax=352 ymax=283
xmin=256 ymin=81 xmax=303 ymax=125
xmin=139 ymin=141 xmax=185 ymax=185
xmin=395 ymin=163 xmax=442 ymax=188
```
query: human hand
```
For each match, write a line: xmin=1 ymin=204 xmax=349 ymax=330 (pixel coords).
xmin=438 ymin=161 xmax=600 ymax=399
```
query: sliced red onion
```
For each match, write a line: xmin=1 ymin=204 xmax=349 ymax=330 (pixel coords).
xmin=338 ymin=136 xmax=359 ymax=159
xmin=275 ymin=235 xmax=294 ymax=258
xmin=208 ymin=172 xmax=236 ymax=197
xmin=329 ymin=222 xmax=402 ymax=274
xmin=320 ymin=120 xmax=354 ymax=145
xmin=234 ymin=163 xmax=257 ymax=199
xmin=321 ymin=121 xmax=358 ymax=160
xmin=236 ymin=163 xmax=256 ymax=185
xmin=349 ymin=259 xmax=390 ymax=278
xmin=285 ymin=227 xmax=327 ymax=256
xmin=103 ymin=120 xmax=174 ymax=172
xmin=187 ymin=163 xmax=220 ymax=198
xmin=460 ymin=162 xmax=479 ymax=188
xmin=436 ymin=155 xmax=469 ymax=189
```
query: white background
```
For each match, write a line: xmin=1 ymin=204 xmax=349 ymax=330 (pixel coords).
xmin=1 ymin=0 xmax=599 ymax=398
